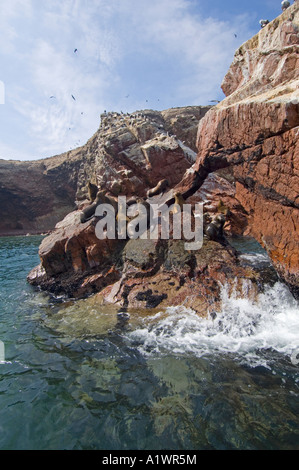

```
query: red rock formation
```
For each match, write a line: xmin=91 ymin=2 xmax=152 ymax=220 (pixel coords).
xmin=0 ymin=106 xmax=208 ymax=236
xmin=27 ymin=5 xmax=299 ymax=308
xmin=176 ymin=3 xmax=299 ymax=296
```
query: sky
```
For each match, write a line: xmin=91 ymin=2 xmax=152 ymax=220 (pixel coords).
xmin=0 ymin=0 xmax=284 ymax=161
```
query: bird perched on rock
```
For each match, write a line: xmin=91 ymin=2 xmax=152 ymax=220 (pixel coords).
xmin=281 ymin=0 xmax=290 ymax=10
xmin=259 ymin=19 xmax=269 ymax=28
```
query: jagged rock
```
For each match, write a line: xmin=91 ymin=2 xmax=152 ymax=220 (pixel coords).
xmin=0 ymin=106 xmax=209 ymax=236
xmin=28 ymin=210 xmax=124 ymax=297
xmin=0 ymin=155 xmax=82 ymax=236
xmin=27 ymin=201 xmax=276 ymax=313
xmin=94 ymin=238 xmax=273 ymax=315
xmin=176 ymin=3 xmax=299 ymax=296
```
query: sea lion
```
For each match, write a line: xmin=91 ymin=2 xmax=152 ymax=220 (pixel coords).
xmin=146 ymin=179 xmax=169 ymax=198
xmin=126 ymin=197 xmax=152 ymax=238
xmin=136 ymin=197 xmax=151 ymax=221
xmin=80 ymin=190 xmax=118 ymax=223
xmin=172 ymin=192 xmax=185 ymax=214
xmin=87 ymin=181 xmax=99 ymax=202
xmin=204 ymin=214 xmax=226 ymax=241
xmin=126 ymin=198 xmax=151 ymax=224
xmin=126 ymin=196 xmax=138 ymax=207
xmin=203 ymin=213 xmax=212 ymax=226
xmin=217 ymin=199 xmax=231 ymax=216
xmin=80 ymin=201 xmax=98 ymax=223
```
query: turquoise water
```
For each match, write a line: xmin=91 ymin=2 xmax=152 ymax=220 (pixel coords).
xmin=0 ymin=236 xmax=298 ymax=450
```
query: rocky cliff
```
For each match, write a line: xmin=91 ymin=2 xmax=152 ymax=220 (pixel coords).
xmin=0 ymin=106 xmax=208 ymax=236
xmin=0 ymin=144 xmax=94 ymax=236
xmin=26 ymin=2 xmax=299 ymax=308
xmin=186 ymin=2 xmax=298 ymax=297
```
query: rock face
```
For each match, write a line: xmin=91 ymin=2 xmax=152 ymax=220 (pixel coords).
xmin=176 ymin=3 xmax=299 ymax=297
xmin=0 ymin=139 xmax=98 ymax=236
xmin=0 ymin=156 xmax=79 ymax=236
xmin=27 ymin=4 xmax=299 ymax=309
xmin=0 ymin=106 xmax=208 ymax=236
xmin=85 ymin=107 xmax=208 ymax=200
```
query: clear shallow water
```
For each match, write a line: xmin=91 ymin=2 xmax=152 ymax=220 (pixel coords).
xmin=0 ymin=236 xmax=298 ymax=450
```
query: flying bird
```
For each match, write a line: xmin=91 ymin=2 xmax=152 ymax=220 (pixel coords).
xmin=74 ymin=48 xmax=78 ymax=53
xmin=209 ymin=100 xmax=221 ymax=103
xmin=49 ymin=96 xmax=56 ymax=99
xmin=234 ymin=33 xmax=237 ymax=38
xmin=71 ymin=95 xmax=76 ymax=101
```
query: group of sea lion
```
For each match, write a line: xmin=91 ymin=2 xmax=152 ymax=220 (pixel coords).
xmin=80 ymin=179 xmax=229 ymax=243
xmin=80 ymin=182 xmax=118 ymax=223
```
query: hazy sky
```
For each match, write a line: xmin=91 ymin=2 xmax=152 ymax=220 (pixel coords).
xmin=0 ymin=0 xmax=284 ymax=161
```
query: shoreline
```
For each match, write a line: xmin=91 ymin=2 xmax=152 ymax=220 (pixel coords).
xmin=0 ymin=231 xmax=48 ymax=238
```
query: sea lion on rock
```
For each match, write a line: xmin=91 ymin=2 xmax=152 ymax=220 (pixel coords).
xmin=217 ymin=199 xmax=231 ymax=216
xmin=126 ymin=197 xmax=152 ymax=238
xmin=172 ymin=192 xmax=185 ymax=214
xmin=87 ymin=181 xmax=99 ymax=202
xmin=204 ymin=214 xmax=226 ymax=241
xmin=147 ymin=179 xmax=169 ymax=198
xmin=80 ymin=190 xmax=118 ymax=223
xmin=127 ymin=198 xmax=151 ymax=224
xmin=80 ymin=201 xmax=98 ymax=223
xmin=203 ymin=213 xmax=212 ymax=226
xmin=126 ymin=196 xmax=138 ymax=207
xmin=136 ymin=197 xmax=151 ymax=221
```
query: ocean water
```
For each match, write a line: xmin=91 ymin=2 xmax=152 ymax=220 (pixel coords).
xmin=0 ymin=235 xmax=298 ymax=450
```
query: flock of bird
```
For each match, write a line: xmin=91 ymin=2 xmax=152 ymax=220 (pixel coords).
xmin=48 ymin=1 xmax=297 ymax=150
xmin=49 ymin=51 xmax=79 ymax=104
xmin=260 ymin=0 xmax=296 ymax=28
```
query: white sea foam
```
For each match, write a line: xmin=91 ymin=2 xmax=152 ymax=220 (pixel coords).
xmin=239 ymin=252 xmax=271 ymax=265
xmin=127 ymin=281 xmax=299 ymax=366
